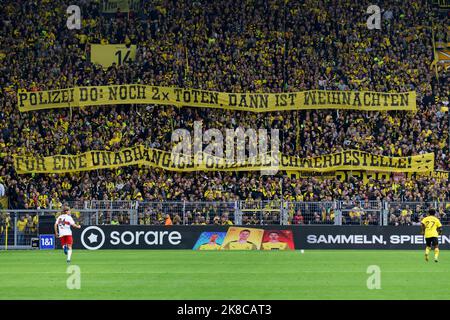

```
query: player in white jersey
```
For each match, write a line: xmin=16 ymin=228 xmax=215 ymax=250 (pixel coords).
xmin=54 ymin=207 xmax=81 ymax=263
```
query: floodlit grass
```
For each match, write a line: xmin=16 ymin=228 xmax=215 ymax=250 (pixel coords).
xmin=1 ymin=250 xmax=449 ymax=299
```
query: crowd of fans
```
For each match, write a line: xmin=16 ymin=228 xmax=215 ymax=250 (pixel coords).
xmin=67 ymin=199 xmax=450 ymax=226
xmin=0 ymin=0 xmax=448 ymax=217
xmin=0 ymin=211 xmax=38 ymax=244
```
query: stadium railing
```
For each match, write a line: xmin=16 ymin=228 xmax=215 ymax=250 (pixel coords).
xmin=47 ymin=200 xmax=138 ymax=210
xmin=136 ymin=201 xmax=238 ymax=225
xmin=1 ymin=201 xmax=449 ymax=249
xmin=48 ymin=200 xmax=88 ymax=210
xmin=387 ymin=201 xmax=450 ymax=226
xmin=239 ymin=200 xmax=283 ymax=225
xmin=0 ymin=208 xmax=137 ymax=249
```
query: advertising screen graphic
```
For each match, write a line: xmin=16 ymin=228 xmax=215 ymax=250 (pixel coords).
xmin=193 ymin=232 xmax=226 ymax=250
xmin=71 ymin=226 xmax=450 ymax=250
xmin=39 ymin=234 xmax=55 ymax=250
xmin=261 ymin=230 xmax=295 ymax=250
xmin=221 ymin=227 xmax=264 ymax=250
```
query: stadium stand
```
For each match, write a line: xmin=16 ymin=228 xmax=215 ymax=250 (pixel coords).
xmin=0 ymin=0 xmax=448 ymax=226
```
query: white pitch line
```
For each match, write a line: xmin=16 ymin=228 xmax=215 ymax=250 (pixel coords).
xmin=1 ymin=270 xmax=450 ymax=274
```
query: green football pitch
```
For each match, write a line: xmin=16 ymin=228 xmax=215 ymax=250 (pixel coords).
xmin=1 ymin=250 xmax=449 ymax=300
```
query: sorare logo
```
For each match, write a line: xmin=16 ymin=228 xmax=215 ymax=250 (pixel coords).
xmin=81 ymin=226 xmax=106 ymax=250
xmin=80 ymin=226 xmax=183 ymax=250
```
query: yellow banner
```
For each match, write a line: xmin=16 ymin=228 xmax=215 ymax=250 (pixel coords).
xmin=17 ymin=85 xmax=417 ymax=112
xmin=90 ymin=44 xmax=137 ymax=69
xmin=286 ymin=169 xmax=448 ymax=183
xmin=13 ymin=147 xmax=434 ymax=174
xmin=413 ymin=170 xmax=449 ymax=181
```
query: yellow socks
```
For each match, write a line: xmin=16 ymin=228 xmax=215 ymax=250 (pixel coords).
xmin=425 ymin=247 xmax=430 ymax=261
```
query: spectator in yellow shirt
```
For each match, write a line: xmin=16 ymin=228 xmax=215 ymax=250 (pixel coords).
xmin=16 ymin=216 xmax=28 ymax=245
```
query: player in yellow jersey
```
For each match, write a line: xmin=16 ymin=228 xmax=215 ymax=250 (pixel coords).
xmin=198 ymin=234 xmax=222 ymax=250
xmin=421 ymin=208 xmax=442 ymax=262
xmin=222 ymin=229 xmax=257 ymax=250
xmin=262 ymin=231 xmax=288 ymax=250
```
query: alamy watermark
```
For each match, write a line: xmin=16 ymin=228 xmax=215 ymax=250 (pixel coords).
xmin=366 ymin=265 xmax=381 ymax=289
xmin=66 ymin=265 xmax=81 ymax=290
xmin=67 ymin=5 xmax=81 ymax=30
xmin=171 ymin=121 xmax=280 ymax=175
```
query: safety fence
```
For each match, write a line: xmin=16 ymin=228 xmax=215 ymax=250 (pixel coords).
xmin=1 ymin=201 xmax=449 ymax=249
xmin=0 ymin=209 xmax=134 ymax=248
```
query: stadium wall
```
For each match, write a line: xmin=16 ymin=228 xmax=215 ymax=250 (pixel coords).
xmin=71 ymin=226 xmax=450 ymax=250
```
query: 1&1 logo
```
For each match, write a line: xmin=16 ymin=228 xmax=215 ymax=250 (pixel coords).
xmin=81 ymin=226 xmax=106 ymax=250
